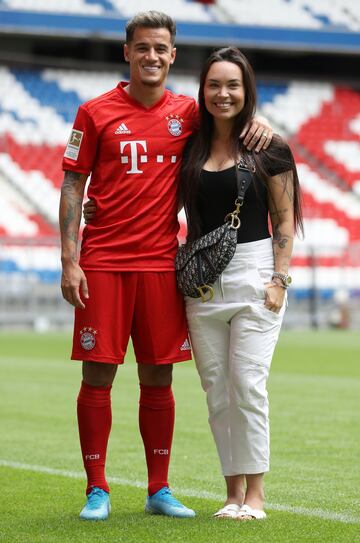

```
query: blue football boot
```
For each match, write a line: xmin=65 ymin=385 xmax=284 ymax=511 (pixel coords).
xmin=145 ymin=487 xmax=195 ymax=518
xmin=79 ymin=487 xmax=111 ymax=520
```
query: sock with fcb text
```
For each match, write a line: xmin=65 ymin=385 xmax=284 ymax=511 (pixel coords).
xmin=139 ymin=384 xmax=175 ymax=496
xmin=77 ymin=381 xmax=112 ymax=495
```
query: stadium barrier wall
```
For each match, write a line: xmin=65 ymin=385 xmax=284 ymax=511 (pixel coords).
xmin=1 ymin=238 xmax=360 ymax=330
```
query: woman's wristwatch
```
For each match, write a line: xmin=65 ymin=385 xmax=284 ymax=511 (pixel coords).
xmin=272 ymin=272 xmax=292 ymax=289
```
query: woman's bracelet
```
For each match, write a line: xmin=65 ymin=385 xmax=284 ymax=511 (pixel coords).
xmin=272 ymin=272 xmax=292 ymax=288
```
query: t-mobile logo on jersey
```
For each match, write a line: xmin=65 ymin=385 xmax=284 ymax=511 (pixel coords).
xmin=120 ymin=140 xmax=177 ymax=174
xmin=153 ymin=449 xmax=169 ymax=455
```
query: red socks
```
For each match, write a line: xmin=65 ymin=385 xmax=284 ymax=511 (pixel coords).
xmin=77 ymin=381 xmax=112 ymax=494
xmin=139 ymin=384 xmax=175 ymax=496
xmin=77 ymin=382 xmax=174 ymax=497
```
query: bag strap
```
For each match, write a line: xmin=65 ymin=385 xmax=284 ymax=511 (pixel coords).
xmin=235 ymin=164 xmax=253 ymax=204
xmin=224 ymin=163 xmax=253 ymax=229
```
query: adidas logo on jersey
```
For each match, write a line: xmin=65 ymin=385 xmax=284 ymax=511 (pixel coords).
xmin=180 ymin=339 xmax=191 ymax=351
xmin=115 ymin=123 xmax=131 ymax=134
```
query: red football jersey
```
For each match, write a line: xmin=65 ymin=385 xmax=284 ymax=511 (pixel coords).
xmin=62 ymin=82 xmax=198 ymax=271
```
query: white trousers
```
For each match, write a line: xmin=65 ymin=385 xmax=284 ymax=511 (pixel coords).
xmin=185 ymin=238 xmax=286 ymax=476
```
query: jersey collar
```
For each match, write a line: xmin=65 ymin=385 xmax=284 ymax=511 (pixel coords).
xmin=117 ymin=81 xmax=170 ymax=111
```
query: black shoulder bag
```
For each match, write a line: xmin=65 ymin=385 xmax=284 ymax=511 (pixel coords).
xmin=175 ymin=163 xmax=252 ymax=302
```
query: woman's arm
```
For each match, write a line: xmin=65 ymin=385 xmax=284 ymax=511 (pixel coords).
xmin=265 ymin=169 xmax=295 ymax=312
xmin=268 ymin=169 xmax=295 ymax=274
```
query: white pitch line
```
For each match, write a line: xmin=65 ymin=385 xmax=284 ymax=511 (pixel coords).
xmin=1 ymin=459 xmax=359 ymax=525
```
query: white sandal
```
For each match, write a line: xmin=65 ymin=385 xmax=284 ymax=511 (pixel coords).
xmin=236 ymin=504 xmax=266 ymax=520
xmin=213 ymin=503 xmax=242 ymax=519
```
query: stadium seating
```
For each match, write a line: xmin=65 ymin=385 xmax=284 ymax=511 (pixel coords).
xmin=260 ymin=82 xmax=360 ymax=192
xmin=1 ymin=0 xmax=359 ymax=31
xmin=0 ymin=65 xmax=359 ymax=294
xmin=292 ymin=0 xmax=360 ymax=31
xmin=216 ymin=0 xmax=322 ymax=28
xmin=109 ymin=0 xmax=215 ymax=23
xmin=1 ymin=0 xmax=105 ymax=15
xmin=296 ymin=88 xmax=360 ymax=190
xmin=0 ymin=0 xmax=215 ymax=22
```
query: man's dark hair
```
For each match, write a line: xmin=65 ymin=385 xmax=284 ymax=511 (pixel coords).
xmin=125 ymin=11 xmax=176 ymax=45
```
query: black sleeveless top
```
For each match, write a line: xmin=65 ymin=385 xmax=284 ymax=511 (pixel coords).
xmin=182 ymin=136 xmax=294 ymax=243
xmin=196 ymin=141 xmax=293 ymax=243
xmin=197 ymin=166 xmax=270 ymax=243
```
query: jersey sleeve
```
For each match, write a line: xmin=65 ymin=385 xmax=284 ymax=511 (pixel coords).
xmin=192 ymin=100 xmax=200 ymax=131
xmin=62 ymin=104 xmax=98 ymax=175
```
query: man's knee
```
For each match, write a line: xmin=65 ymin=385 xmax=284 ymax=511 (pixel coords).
xmin=138 ymin=363 xmax=173 ymax=386
xmin=82 ymin=360 xmax=118 ymax=387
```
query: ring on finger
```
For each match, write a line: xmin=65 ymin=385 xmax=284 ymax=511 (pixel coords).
xmin=262 ymin=131 xmax=268 ymax=138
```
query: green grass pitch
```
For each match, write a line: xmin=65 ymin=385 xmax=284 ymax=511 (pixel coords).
xmin=1 ymin=330 xmax=359 ymax=542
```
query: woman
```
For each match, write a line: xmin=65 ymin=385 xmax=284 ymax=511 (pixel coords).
xmin=180 ymin=47 xmax=303 ymax=521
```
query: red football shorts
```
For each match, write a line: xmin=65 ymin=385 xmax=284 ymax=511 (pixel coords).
xmin=71 ymin=271 xmax=192 ymax=365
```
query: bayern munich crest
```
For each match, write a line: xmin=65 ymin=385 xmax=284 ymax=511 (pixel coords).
xmin=166 ymin=114 xmax=183 ymax=137
xmin=80 ymin=327 xmax=97 ymax=351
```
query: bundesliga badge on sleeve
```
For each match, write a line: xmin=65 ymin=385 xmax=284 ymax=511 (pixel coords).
xmin=64 ymin=129 xmax=84 ymax=160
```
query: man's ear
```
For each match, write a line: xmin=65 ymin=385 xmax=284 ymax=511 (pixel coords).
xmin=170 ymin=47 xmax=177 ymax=65
xmin=124 ymin=43 xmax=129 ymax=62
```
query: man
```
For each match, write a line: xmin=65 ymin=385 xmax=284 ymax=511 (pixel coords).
xmin=59 ymin=10 xmax=272 ymax=521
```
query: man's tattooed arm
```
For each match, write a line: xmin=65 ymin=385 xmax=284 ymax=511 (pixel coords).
xmin=59 ymin=171 xmax=88 ymax=308
xmin=59 ymin=170 xmax=87 ymax=263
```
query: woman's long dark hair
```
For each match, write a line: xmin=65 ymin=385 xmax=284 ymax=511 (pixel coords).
xmin=180 ymin=46 xmax=303 ymax=241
